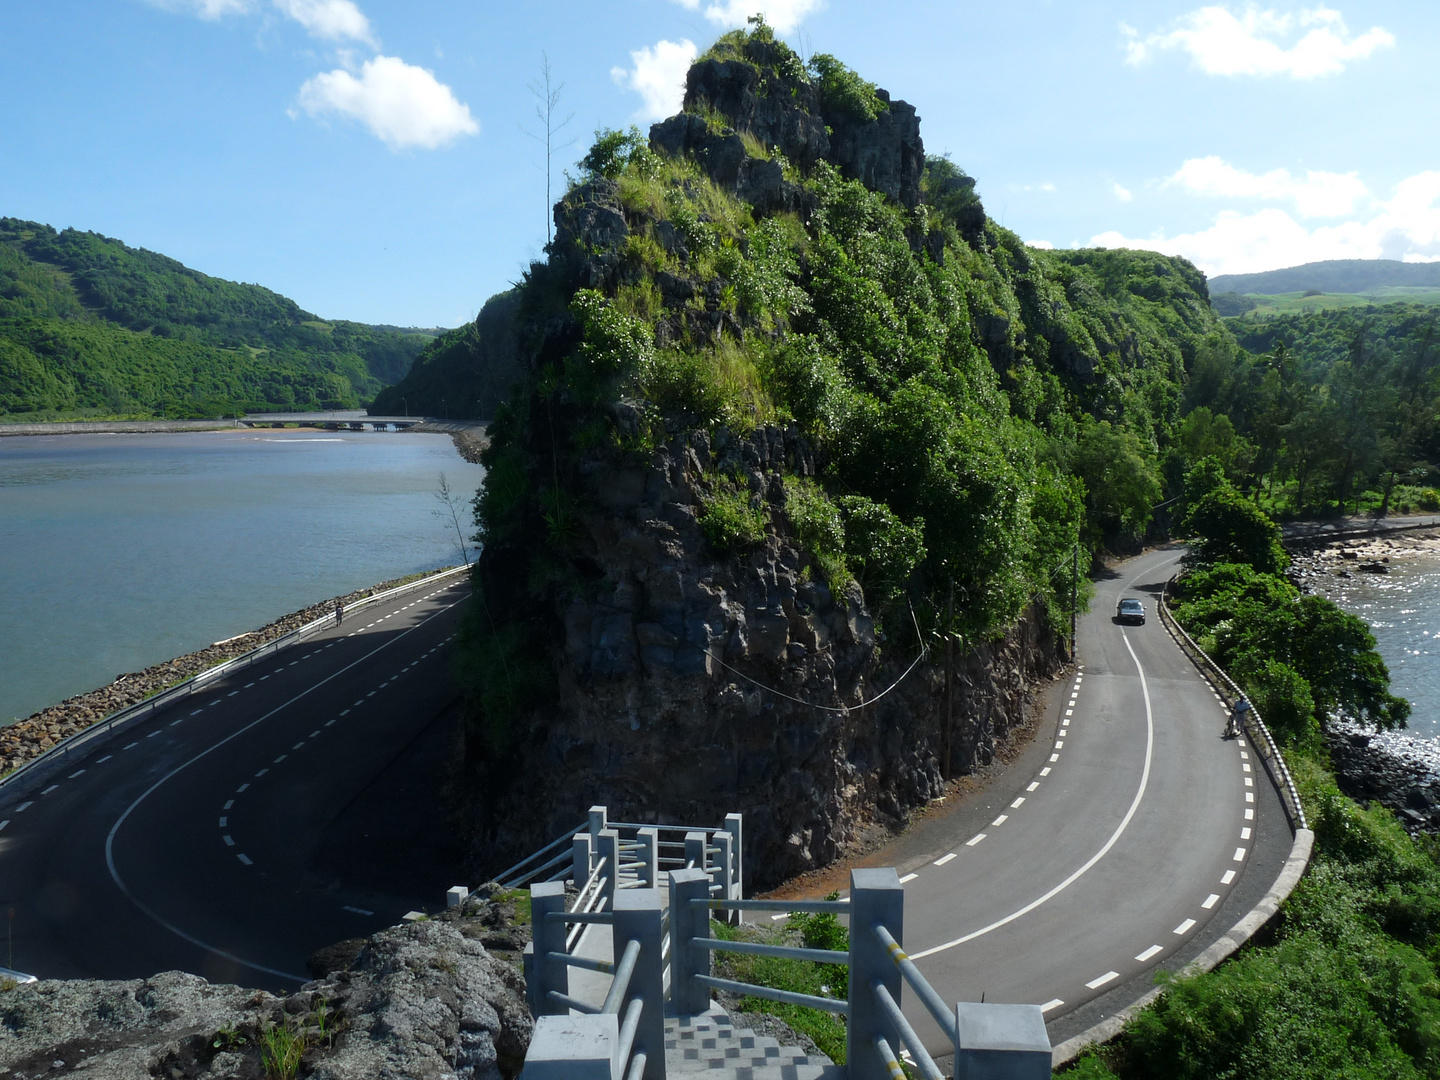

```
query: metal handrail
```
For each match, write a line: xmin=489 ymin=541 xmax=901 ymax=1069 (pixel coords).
xmin=688 ymin=897 xmax=848 ymax=914
xmin=0 ymin=563 xmax=472 ymax=796
xmin=566 ymin=887 xmax=607 ymax=952
xmin=872 ymin=923 xmax=957 ymax=1043
xmin=872 ymin=981 xmax=943 ymax=1080
xmin=546 ymin=990 xmax=599 ymax=1015
xmin=873 ymin=1034 xmax=908 ymax=1080
xmin=545 ymin=910 xmax=614 ymax=925
xmin=1161 ymin=575 xmax=1309 ymax=830
xmin=548 ymin=951 xmax=614 ymax=975
xmin=616 ymin=997 xmax=644 ymax=1070
xmin=602 ymin=939 xmax=642 ymax=1015
xmin=623 ymin=1051 xmax=647 ymax=1080
xmin=695 ymin=974 xmax=850 ymax=1015
xmin=695 ymin=937 xmax=849 ymax=966
xmin=495 ymin=826 xmax=585 ymax=887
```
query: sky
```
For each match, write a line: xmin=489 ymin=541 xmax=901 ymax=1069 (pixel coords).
xmin=4 ymin=1 xmax=1438 ymax=327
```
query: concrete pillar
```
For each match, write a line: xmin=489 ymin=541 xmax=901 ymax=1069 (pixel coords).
xmin=724 ymin=812 xmax=744 ymax=909
xmin=598 ymin=829 xmax=621 ymax=911
xmin=711 ymin=832 xmax=735 ymax=926
xmin=529 ymin=881 xmax=569 ymax=1016
xmin=446 ymin=886 xmax=469 ymax=909
xmin=637 ymin=827 xmax=659 ymax=889
xmin=954 ymin=1002 xmax=1052 ymax=1080
xmin=523 ymin=942 xmax=538 ymax=1019
xmin=847 ymin=868 xmax=905 ymax=1080
xmin=589 ymin=805 xmax=608 ymax=847
xmin=684 ymin=830 xmax=707 ymax=874
xmin=572 ymin=832 xmax=593 ymax=888
xmin=612 ymin=888 xmax=667 ymax=1080
xmin=669 ymin=868 xmax=712 ymax=1017
xmin=522 ymin=1013 xmax=619 ymax=1080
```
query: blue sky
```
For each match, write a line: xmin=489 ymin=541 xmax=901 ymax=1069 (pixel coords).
xmin=4 ymin=1 xmax=1437 ymax=327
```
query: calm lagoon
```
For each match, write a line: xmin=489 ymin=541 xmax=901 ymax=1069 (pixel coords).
xmin=0 ymin=430 xmax=483 ymax=724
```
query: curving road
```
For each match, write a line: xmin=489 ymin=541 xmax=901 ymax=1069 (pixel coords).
xmin=883 ymin=547 xmax=1290 ymax=1056
xmin=0 ymin=575 xmax=471 ymax=991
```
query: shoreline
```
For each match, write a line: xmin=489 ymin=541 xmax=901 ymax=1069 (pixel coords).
xmin=0 ymin=567 xmax=466 ymax=777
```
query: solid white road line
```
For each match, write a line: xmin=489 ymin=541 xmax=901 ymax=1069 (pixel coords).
xmin=911 ymin=628 xmax=1157 ymax=962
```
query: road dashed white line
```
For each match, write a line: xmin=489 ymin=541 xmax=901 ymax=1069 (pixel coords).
xmin=1086 ymin=971 xmax=1119 ymax=990
xmin=1222 ymin=870 xmax=1236 ymax=884
xmin=1173 ymin=918 xmax=1196 ymax=935
xmin=1202 ymin=893 xmax=1220 ymax=909
xmin=1135 ymin=945 xmax=1163 ymax=962
xmin=966 ymin=834 xmax=986 ymax=847
xmin=1040 ymin=998 xmax=1065 ymax=1013
xmin=933 ymin=853 xmax=957 ymax=866
xmin=237 ymin=854 xmax=252 ymax=865
xmin=899 ymin=873 xmax=919 ymax=884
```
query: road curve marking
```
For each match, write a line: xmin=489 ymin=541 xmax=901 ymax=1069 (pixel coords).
xmin=102 ymin=593 xmax=470 ymax=984
xmin=911 ymin=629 xmax=1156 ymax=961
xmin=1135 ymin=945 xmax=1162 ymax=962
xmin=1086 ymin=971 xmax=1120 ymax=990
xmin=934 ymin=853 xmax=957 ymax=866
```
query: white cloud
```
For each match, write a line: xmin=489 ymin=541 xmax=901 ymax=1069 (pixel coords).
xmin=1123 ymin=5 xmax=1394 ymax=79
xmin=1113 ymin=183 xmax=1134 ymax=202
xmin=1090 ymin=171 xmax=1440 ymax=277
xmin=667 ymin=0 xmax=823 ymax=34
xmin=612 ymin=39 xmax=698 ymax=122
xmin=1169 ymin=155 xmax=1369 ymax=217
xmin=145 ymin=0 xmax=254 ymax=18
xmin=296 ymin=55 xmax=478 ymax=149
xmin=1027 ymin=240 xmax=1056 ymax=250
xmin=273 ymin=0 xmax=374 ymax=45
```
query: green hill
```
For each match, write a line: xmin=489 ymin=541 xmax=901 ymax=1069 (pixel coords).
xmin=1210 ymin=259 xmax=1440 ymax=296
xmin=0 ymin=218 xmax=442 ymax=419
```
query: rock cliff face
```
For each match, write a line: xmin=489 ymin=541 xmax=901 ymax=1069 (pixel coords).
xmin=466 ymin=424 xmax=1064 ymax=887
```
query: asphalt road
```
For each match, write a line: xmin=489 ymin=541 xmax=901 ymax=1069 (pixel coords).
xmin=890 ymin=547 xmax=1290 ymax=1055
xmin=0 ymin=575 xmax=471 ymax=991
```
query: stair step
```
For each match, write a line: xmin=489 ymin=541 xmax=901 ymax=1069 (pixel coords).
xmin=664 ymin=1011 xmax=841 ymax=1078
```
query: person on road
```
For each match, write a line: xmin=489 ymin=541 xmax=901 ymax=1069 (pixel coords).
xmin=334 ymin=602 xmax=344 ymax=627
xmin=1225 ymin=695 xmax=1251 ymax=739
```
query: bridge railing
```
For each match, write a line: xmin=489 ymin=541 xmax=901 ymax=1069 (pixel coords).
xmin=1160 ymin=574 xmax=1308 ymax=832
xmin=0 ymin=563 xmax=472 ymax=798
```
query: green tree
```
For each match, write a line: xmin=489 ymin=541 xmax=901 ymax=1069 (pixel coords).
xmin=1182 ymin=483 xmax=1288 ymax=573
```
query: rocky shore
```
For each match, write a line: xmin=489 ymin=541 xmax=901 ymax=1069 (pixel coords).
xmin=0 ymin=888 xmax=534 ymax=1079
xmin=1286 ymin=526 xmax=1440 ymax=833
xmin=0 ymin=569 xmax=461 ymax=779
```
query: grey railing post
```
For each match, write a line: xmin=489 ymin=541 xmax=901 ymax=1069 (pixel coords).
xmin=613 ymin=888 xmax=667 ymax=1080
xmin=572 ymin=831 xmax=592 ymax=887
xmin=589 ymin=804 xmax=608 ymax=848
xmin=684 ymin=830 xmax=707 ymax=874
xmin=598 ymin=829 xmax=621 ymax=908
xmin=523 ymin=1014 xmax=620 ymax=1079
xmin=724 ymin=812 xmax=743 ymax=910
xmin=669 ymin=867 xmax=712 ymax=1016
xmin=523 ymin=941 xmax=538 ymax=1018
xmin=847 ymin=868 xmax=904 ymax=1080
xmin=954 ymin=1002 xmax=1052 ymax=1079
xmin=638 ymin=826 xmax=659 ymax=889
xmin=711 ymin=831 xmax=736 ymax=927
xmin=529 ymin=881 xmax=569 ymax=1016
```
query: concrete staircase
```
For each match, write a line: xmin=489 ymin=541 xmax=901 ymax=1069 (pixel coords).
xmin=665 ymin=1013 xmax=843 ymax=1079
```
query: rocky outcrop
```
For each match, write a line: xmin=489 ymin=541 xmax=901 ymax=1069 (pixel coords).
xmin=648 ymin=42 xmax=924 ymax=212
xmin=1328 ymin=723 xmax=1440 ymax=833
xmin=464 ymin=426 xmax=1065 ymax=887
xmin=0 ymin=920 xmax=531 ymax=1079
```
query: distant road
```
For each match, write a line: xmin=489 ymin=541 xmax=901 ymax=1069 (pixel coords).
xmin=0 ymin=577 xmax=471 ymax=989
xmin=0 ymin=419 xmax=242 ymax=437
xmin=886 ymin=548 xmax=1291 ymax=1054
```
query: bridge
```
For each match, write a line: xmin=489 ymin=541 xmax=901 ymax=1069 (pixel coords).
xmin=237 ymin=410 xmax=431 ymax=431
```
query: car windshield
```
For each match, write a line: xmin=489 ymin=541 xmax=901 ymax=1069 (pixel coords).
xmin=1120 ymin=600 xmax=1143 ymax=612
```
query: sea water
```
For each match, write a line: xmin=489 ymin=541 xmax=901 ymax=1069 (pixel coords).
xmin=0 ymin=430 xmax=483 ymax=724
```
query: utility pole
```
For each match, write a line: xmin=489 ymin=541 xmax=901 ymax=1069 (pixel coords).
xmin=1071 ymin=543 xmax=1079 ymax=661
xmin=944 ymin=582 xmax=954 ymax=779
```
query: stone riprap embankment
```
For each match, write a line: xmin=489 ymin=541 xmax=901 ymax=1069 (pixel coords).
xmin=0 ymin=914 xmax=532 ymax=1080
xmin=1288 ymin=526 xmax=1440 ymax=587
xmin=0 ymin=570 xmax=460 ymax=778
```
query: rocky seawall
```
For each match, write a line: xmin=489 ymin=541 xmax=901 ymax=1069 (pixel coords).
xmin=0 ymin=897 xmax=533 ymax=1080
xmin=0 ymin=570 xmax=460 ymax=778
xmin=465 ymin=425 xmax=1067 ymax=889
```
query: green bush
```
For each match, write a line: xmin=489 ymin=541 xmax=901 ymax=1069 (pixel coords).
xmin=1245 ymin=659 xmax=1318 ymax=747
xmin=784 ymin=477 xmax=850 ymax=590
xmin=808 ymin=54 xmax=887 ymax=123
xmin=1420 ymin=489 xmax=1440 ymax=512
xmin=698 ymin=484 xmax=768 ymax=554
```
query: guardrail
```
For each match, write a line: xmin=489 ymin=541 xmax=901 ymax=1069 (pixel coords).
xmin=1159 ymin=575 xmax=1308 ymax=832
xmin=521 ymin=819 xmax=1052 ymax=1079
xmin=0 ymin=563 xmax=471 ymax=798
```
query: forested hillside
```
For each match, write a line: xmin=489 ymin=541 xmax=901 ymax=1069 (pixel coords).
xmin=1211 ymin=259 xmax=1440 ymax=296
xmin=1182 ymin=302 xmax=1440 ymax=516
xmin=452 ymin=22 xmax=1227 ymax=883
xmin=0 ymin=218 xmax=440 ymax=418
